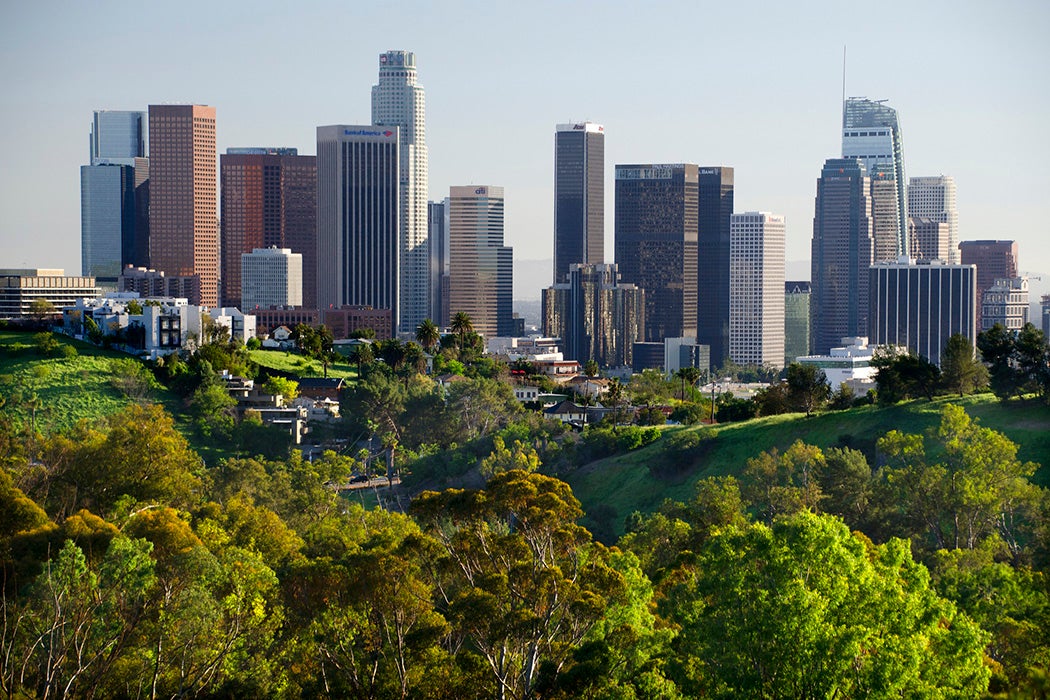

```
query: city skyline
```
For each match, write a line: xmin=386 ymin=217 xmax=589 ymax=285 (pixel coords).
xmin=2 ymin=2 xmax=1049 ymax=297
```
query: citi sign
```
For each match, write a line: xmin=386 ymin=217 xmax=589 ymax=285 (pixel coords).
xmin=344 ymin=129 xmax=394 ymax=138
xmin=474 ymin=187 xmax=487 ymax=195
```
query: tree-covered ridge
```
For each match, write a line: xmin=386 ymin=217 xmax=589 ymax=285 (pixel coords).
xmin=2 ymin=400 xmax=1047 ymax=697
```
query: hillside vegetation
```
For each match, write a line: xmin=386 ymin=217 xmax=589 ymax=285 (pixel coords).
xmin=566 ymin=393 xmax=1050 ymax=539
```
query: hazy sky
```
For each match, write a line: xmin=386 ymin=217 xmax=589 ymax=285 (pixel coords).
xmin=2 ymin=0 xmax=1048 ymax=297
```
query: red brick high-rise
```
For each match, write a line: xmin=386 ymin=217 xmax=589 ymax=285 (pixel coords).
xmin=148 ymin=105 xmax=218 ymax=306
xmin=958 ymin=240 xmax=1019 ymax=329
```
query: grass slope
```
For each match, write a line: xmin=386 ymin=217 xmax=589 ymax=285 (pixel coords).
xmin=0 ymin=330 xmax=181 ymax=433
xmin=566 ymin=394 xmax=1050 ymax=539
xmin=249 ymin=348 xmax=358 ymax=381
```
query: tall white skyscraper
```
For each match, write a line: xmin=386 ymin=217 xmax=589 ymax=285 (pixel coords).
xmin=372 ymin=50 xmax=428 ymax=334
xmin=908 ymin=175 xmax=958 ymax=263
xmin=730 ymin=212 xmax=785 ymax=368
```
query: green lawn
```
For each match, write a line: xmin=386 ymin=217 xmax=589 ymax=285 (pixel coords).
xmin=0 ymin=330 xmax=182 ymax=434
xmin=566 ymin=394 xmax=1050 ymax=539
xmin=249 ymin=348 xmax=359 ymax=381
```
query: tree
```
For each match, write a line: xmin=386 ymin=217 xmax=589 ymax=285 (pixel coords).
xmin=479 ymin=435 xmax=541 ymax=479
xmin=1014 ymin=322 xmax=1050 ymax=400
xmin=262 ymin=375 xmax=299 ymax=402
xmin=785 ymin=362 xmax=830 ymax=415
xmin=741 ymin=440 xmax=824 ymax=523
xmin=661 ymin=511 xmax=990 ymax=698
xmin=29 ymin=298 xmax=57 ymax=325
xmin=347 ymin=341 xmax=374 ymax=376
xmin=584 ymin=359 xmax=599 ymax=378
xmin=940 ymin=333 xmax=988 ymax=396
xmin=675 ymin=366 xmax=701 ymax=400
xmin=978 ymin=323 xmax=1018 ymax=400
xmin=415 ymin=318 xmax=440 ymax=352
xmin=450 ymin=311 xmax=474 ymax=342
xmin=126 ymin=298 xmax=143 ymax=315
xmin=32 ymin=331 xmax=58 ymax=356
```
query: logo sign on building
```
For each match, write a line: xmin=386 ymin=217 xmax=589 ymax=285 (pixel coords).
xmin=474 ymin=187 xmax=487 ymax=195
xmin=616 ymin=166 xmax=675 ymax=180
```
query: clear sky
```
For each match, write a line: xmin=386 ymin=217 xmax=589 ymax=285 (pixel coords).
xmin=2 ymin=0 xmax=1048 ymax=297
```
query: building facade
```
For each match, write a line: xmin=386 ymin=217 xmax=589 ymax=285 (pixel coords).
xmin=241 ymin=247 xmax=302 ymax=310
xmin=220 ymin=148 xmax=316 ymax=308
xmin=958 ymin=240 xmax=1019 ymax=331
xmin=542 ymin=263 xmax=644 ymax=369
xmin=147 ymin=104 xmax=219 ymax=307
xmin=90 ymin=110 xmax=146 ymax=164
xmin=615 ymin=163 xmax=698 ymax=343
xmin=981 ymin=277 xmax=1029 ymax=331
xmin=554 ymin=122 xmax=605 ymax=284
xmin=784 ymin=281 xmax=811 ymax=366
xmin=447 ymin=185 xmax=514 ymax=339
xmin=909 ymin=216 xmax=952 ymax=262
xmin=118 ymin=266 xmax=201 ymax=305
xmin=372 ymin=50 xmax=429 ymax=333
xmin=908 ymin=175 xmax=958 ymax=263
xmin=316 ymin=125 xmax=400 ymax=329
xmin=729 ymin=212 xmax=785 ymax=369
xmin=696 ymin=166 xmax=734 ymax=369
xmin=0 ymin=269 xmax=99 ymax=320
xmin=842 ymin=97 xmax=907 ymax=256
xmin=810 ymin=158 xmax=874 ymax=354
xmin=428 ymin=200 xmax=450 ymax=325
xmin=869 ymin=258 xmax=977 ymax=366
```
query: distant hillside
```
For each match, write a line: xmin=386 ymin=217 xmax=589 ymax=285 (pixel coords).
xmin=564 ymin=394 xmax=1050 ymax=540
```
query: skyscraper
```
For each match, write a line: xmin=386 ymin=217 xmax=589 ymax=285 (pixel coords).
xmin=81 ymin=110 xmax=148 ymax=285
xmin=909 ymin=217 xmax=951 ymax=262
xmin=784 ymin=281 xmax=812 ymax=366
xmin=447 ymin=186 xmax=513 ymax=339
xmin=729 ymin=212 xmax=785 ymax=369
xmin=148 ymin=104 xmax=218 ymax=307
xmin=615 ymin=163 xmax=698 ymax=343
xmin=908 ymin=175 xmax=958 ymax=263
xmin=696 ymin=166 xmax=734 ymax=369
xmin=220 ymin=148 xmax=316 ymax=308
xmin=958 ymin=240 xmax=1019 ymax=330
xmin=554 ymin=122 xmax=605 ymax=284
xmin=316 ymin=125 xmax=400 ymax=328
xmin=869 ymin=259 xmax=977 ymax=366
xmin=842 ymin=98 xmax=907 ymax=256
xmin=428 ymin=200 xmax=450 ymax=325
xmin=372 ymin=50 xmax=428 ymax=334
xmin=542 ymin=263 xmax=644 ymax=369
xmin=810 ymin=158 xmax=874 ymax=354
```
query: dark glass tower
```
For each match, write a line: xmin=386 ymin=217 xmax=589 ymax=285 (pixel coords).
xmin=614 ymin=163 xmax=698 ymax=343
xmin=696 ymin=166 xmax=734 ymax=368
xmin=810 ymin=158 xmax=874 ymax=355
xmin=554 ymin=122 xmax=604 ymax=284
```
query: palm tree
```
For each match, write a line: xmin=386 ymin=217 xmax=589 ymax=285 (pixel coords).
xmin=676 ymin=366 xmax=702 ymax=400
xmin=348 ymin=343 xmax=374 ymax=377
xmin=415 ymin=318 xmax=440 ymax=352
xmin=450 ymin=312 xmax=474 ymax=343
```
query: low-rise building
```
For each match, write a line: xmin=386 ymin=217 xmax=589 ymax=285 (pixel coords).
xmin=796 ymin=336 xmax=881 ymax=393
xmin=1 ymin=269 xmax=99 ymax=320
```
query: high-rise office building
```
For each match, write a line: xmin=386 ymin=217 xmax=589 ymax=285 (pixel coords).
xmin=220 ymin=148 xmax=316 ymax=308
xmin=696 ymin=166 xmax=734 ymax=369
xmin=372 ymin=50 xmax=428 ymax=334
xmin=1042 ymin=294 xmax=1050 ymax=337
xmin=241 ymin=247 xmax=302 ymax=310
xmin=148 ymin=104 xmax=218 ymax=307
xmin=958 ymin=240 xmax=1019 ymax=330
xmin=981 ymin=277 xmax=1029 ymax=332
xmin=542 ymin=263 xmax=644 ymax=369
xmin=869 ymin=258 xmax=977 ymax=366
xmin=909 ymin=217 xmax=951 ymax=262
xmin=810 ymin=158 xmax=874 ymax=354
xmin=428 ymin=200 xmax=450 ymax=325
xmin=82 ymin=110 xmax=148 ymax=285
xmin=784 ymin=281 xmax=812 ymax=366
xmin=730 ymin=212 xmax=785 ymax=369
xmin=447 ymin=186 xmax=513 ymax=339
xmin=908 ymin=176 xmax=958 ymax=262
xmin=316 ymin=125 xmax=400 ymax=328
xmin=554 ymin=122 xmax=605 ymax=283
xmin=842 ymin=97 xmax=907 ymax=256
xmin=615 ymin=163 xmax=698 ymax=343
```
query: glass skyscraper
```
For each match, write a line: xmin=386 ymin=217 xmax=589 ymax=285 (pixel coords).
xmin=696 ymin=166 xmax=734 ymax=369
xmin=554 ymin=122 xmax=605 ymax=284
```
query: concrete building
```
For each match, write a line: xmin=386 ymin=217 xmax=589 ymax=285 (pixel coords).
xmin=784 ymin=281 xmax=811 ymax=364
xmin=663 ymin=336 xmax=710 ymax=377
xmin=220 ymin=148 xmax=316 ymax=308
xmin=810 ymin=158 xmax=874 ymax=354
xmin=118 ymin=266 xmax=201 ymax=305
xmin=729 ymin=211 xmax=785 ymax=369
xmin=447 ymin=185 xmax=513 ymax=339
xmin=958 ymin=240 xmax=1019 ymax=330
xmin=981 ymin=277 xmax=1029 ymax=331
xmin=615 ymin=163 xmax=698 ymax=343
xmin=372 ymin=50 xmax=429 ymax=333
xmin=148 ymin=104 xmax=219 ymax=306
xmin=241 ymin=247 xmax=302 ymax=310
xmin=0 ymin=269 xmax=99 ymax=320
xmin=796 ymin=337 xmax=878 ymax=392
xmin=869 ymin=258 xmax=977 ymax=366
xmin=554 ymin=122 xmax=605 ymax=283
xmin=908 ymin=175 xmax=958 ymax=263
xmin=316 ymin=125 xmax=400 ymax=329
xmin=909 ymin=216 xmax=952 ymax=262
xmin=542 ymin=263 xmax=644 ymax=369
xmin=696 ymin=166 xmax=734 ymax=369
xmin=842 ymin=97 xmax=907 ymax=256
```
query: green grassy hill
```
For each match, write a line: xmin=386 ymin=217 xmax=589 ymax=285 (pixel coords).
xmin=565 ymin=394 xmax=1050 ymax=539
xmin=0 ymin=330 xmax=182 ymax=434
xmin=249 ymin=348 xmax=358 ymax=380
